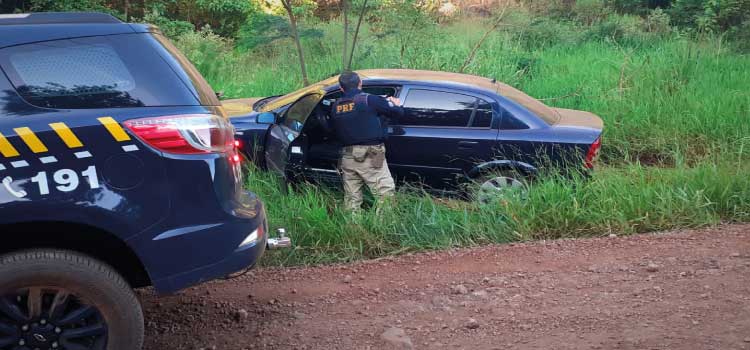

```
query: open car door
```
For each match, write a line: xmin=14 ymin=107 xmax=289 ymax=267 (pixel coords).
xmin=264 ymin=93 xmax=322 ymax=180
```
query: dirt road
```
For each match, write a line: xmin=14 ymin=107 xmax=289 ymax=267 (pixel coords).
xmin=142 ymin=224 xmax=750 ymax=350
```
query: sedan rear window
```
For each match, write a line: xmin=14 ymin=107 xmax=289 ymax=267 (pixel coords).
xmin=0 ymin=34 xmax=204 ymax=109
xmin=400 ymin=89 xmax=476 ymax=127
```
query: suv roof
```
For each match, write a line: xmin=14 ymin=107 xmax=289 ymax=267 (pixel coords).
xmin=0 ymin=12 xmax=122 ymax=25
xmin=0 ymin=12 xmax=148 ymax=49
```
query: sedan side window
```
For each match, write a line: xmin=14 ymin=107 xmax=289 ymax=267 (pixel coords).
xmin=398 ymin=89 xmax=477 ymax=127
xmin=284 ymin=93 xmax=321 ymax=132
xmin=470 ymin=98 xmax=493 ymax=128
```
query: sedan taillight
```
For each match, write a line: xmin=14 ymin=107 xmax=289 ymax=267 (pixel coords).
xmin=124 ymin=114 xmax=234 ymax=155
xmin=585 ymin=136 xmax=602 ymax=169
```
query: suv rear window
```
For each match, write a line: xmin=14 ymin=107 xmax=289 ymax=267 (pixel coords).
xmin=0 ymin=33 xmax=211 ymax=109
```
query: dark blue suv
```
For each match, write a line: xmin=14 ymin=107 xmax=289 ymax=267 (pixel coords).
xmin=0 ymin=13 xmax=288 ymax=350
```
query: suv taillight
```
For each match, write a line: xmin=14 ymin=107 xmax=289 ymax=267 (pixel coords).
xmin=124 ymin=114 xmax=234 ymax=155
xmin=585 ymin=136 xmax=602 ymax=169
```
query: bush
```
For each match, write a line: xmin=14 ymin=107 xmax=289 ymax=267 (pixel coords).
xmin=606 ymin=0 xmax=650 ymax=15
xmin=142 ymin=10 xmax=195 ymax=39
xmin=585 ymin=14 xmax=647 ymax=44
xmin=573 ymin=0 xmax=611 ymax=25
xmin=728 ymin=19 xmax=750 ymax=52
xmin=670 ymin=0 xmax=750 ymax=32
xmin=514 ymin=17 xmax=581 ymax=50
xmin=174 ymin=27 xmax=235 ymax=78
xmin=643 ymin=8 xmax=672 ymax=34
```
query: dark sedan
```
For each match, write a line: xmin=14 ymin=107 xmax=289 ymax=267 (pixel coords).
xmin=227 ymin=69 xmax=603 ymax=196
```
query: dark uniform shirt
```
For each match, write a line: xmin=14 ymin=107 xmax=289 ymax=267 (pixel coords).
xmin=327 ymin=88 xmax=404 ymax=146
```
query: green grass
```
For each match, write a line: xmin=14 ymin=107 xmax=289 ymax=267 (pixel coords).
xmin=255 ymin=159 xmax=749 ymax=266
xmin=174 ymin=15 xmax=750 ymax=265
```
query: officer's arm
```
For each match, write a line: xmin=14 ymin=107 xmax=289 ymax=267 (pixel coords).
xmin=368 ymin=95 xmax=404 ymax=118
xmin=315 ymin=103 xmax=334 ymax=134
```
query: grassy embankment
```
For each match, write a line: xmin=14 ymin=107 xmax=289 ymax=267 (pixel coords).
xmin=177 ymin=17 xmax=750 ymax=265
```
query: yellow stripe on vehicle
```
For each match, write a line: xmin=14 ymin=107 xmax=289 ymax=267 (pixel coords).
xmin=49 ymin=122 xmax=83 ymax=148
xmin=13 ymin=127 xmax=48 ymax=153
xmin=0 ymin=132 xmax=20 ymax=158
xmin=97 ymin=116 xmax=131 ymax=142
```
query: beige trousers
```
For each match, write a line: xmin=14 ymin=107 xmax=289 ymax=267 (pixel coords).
xmin=339 ymin=144 xmax=396 ymax=211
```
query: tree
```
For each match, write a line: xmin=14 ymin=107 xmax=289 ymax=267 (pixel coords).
xmin=280 ymin=0 xmax=310 ymax=85
xmin=346 ymin=0 xmax=369 ymax=70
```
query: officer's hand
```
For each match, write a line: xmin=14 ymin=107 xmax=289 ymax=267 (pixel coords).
xmin=387 ymin=96 xmax=402 ymax=106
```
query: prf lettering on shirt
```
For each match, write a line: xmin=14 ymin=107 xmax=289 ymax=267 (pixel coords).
xmin=336 ymin=102 xmax=355 ymax=113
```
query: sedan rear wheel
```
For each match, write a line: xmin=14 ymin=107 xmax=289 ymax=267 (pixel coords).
xmin=474 ymin=172 xmax=526 ymax=204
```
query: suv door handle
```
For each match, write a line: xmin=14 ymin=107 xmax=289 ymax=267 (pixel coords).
xmin=458 ymin=141 xmax=479 ymax=149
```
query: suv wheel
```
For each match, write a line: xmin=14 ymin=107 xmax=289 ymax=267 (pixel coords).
xmin=0 ymin=250 xmax=144 ymax=350
xmin=473 ymin=172 xmax=527 ymax=204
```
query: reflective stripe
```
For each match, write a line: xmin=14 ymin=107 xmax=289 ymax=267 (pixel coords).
xmin=49 ymin=122 xmax=83 ymax=148
xmin=0 ymin=132 xmax=20 ymax=157
xmin=11 ymin=160 xmax=28 ymax=168
xmin=14 ymin=127 xmax=48 ymax=153
xmin=74 ymin=151 xmax=92 ymax=159
xmin=40 ymin=156 xmax=58 ymax=164
xmin=97 ymin=117 xmax=131 ymax=142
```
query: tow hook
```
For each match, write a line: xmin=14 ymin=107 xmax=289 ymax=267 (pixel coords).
xmin=267 ymin=228 xmax=292 ymax=249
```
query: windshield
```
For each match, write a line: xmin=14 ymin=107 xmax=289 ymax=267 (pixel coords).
xmin=259 ymin=76 xmax=339 ymax=112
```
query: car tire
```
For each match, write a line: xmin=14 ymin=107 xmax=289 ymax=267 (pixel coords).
xmin=471 ymin=171 xmax=527 ymax=204
xmin=0 ymin=249 xmax=144 ymax=350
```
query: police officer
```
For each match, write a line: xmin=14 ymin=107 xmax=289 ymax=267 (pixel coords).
xmin=330 ymin=71 xmax=403 ymax=211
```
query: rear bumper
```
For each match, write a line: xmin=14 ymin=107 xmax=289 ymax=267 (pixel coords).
xmin=131 ymin=189 xmax=273 ymax=295
xmin=152 ymin=230 xmax=267 ymax=294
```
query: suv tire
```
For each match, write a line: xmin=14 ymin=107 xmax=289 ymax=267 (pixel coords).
xmin=0 ymin=249 xmax=144 ymax=350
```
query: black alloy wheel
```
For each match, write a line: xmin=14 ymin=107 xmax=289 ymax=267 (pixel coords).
xmin=0 ymin=250 xmax=144 ymax=350
xmin=0 ymin=287 xmax=107 ymax=350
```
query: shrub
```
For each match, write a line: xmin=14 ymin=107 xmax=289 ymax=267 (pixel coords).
xmin=573 ymin=0 xmax=611 ymax=25
xmin=585 ymin=14 xmax=646 ymax=44
xmin=728 ymin=19 xmax=750 ymax=52
xmin=643 ymin=8 xmax=672 ymax=34
xmin=514 ymin=17 xmax=580 ymax=50
xmin=142 ymin=9 xmax=195 ymax=39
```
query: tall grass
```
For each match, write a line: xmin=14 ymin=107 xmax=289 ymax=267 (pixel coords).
xmin=175 ymin=15 xmax=750 ymax=265
xmin=255 ymin=159 xmax=749 ymax=265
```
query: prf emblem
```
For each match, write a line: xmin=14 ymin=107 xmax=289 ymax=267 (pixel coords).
xmin=336 ymin=102 xmax=355 ymax=114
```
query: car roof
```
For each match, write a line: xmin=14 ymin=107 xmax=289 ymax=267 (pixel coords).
xmin=260 ymin=69 xmax=560 ymax=125
xmin=0 ymin=12 xmax=122 ymax=25
xmin=0 ymin=12 xmax=145 ymax=49
xmin=358 ymin=69 xmax=560 ymax=124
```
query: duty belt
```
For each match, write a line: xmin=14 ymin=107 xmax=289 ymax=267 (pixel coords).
xmin=342 ymin=143 xmax=385 ymax=156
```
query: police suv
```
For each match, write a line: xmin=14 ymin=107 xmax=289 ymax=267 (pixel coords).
xmin=0 ymin=12 xmax=288 ymax=350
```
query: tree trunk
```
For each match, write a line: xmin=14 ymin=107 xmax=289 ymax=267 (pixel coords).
xmin=123 ymin=0 xmax=130 ymax=21
xmin=282 ymin=0 xmax=310 ymax=85
xmin=346 ymin=0 xmax=368 ymax=70
xmin=341 ymin=0 xmax=349 ymax=71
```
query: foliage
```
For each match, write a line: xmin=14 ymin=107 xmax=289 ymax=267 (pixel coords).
xmin=669 ymin=0 xmax=750 ymax=33
xmin=643 ymin=8 xmax=671 ymax=34
xmin=142 ymin=8 xmax=195 ymax=39
xmin=573 ymin=0 xmax=610 ymax=25
xmin=369 ymin=0 xmax=437 ymax=67
xmin=237 ymin=11 xmax=323 ymax=50
xmin=24 ymin=0 xmax=120 ymax=16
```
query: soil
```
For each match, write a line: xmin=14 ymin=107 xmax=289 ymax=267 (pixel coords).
xmin=141 ymin=224 xmax=750 ymax=350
